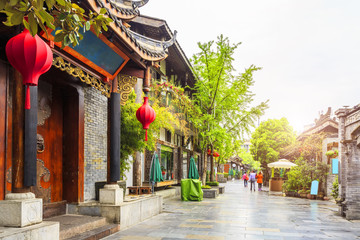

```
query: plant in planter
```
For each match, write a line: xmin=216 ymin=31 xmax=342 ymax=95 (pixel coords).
xmin=326 ymin=149 xmax=338 ymax=158
xmin=298 ymin=189 xmax=308 ymax=198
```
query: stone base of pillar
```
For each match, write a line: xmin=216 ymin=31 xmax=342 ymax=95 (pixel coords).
xmin=0 ymin=192 xmax=42 ymax=227
xmin=99 ymin=184 xmax=123 ymax=205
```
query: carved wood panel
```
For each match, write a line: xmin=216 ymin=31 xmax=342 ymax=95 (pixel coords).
xmin=36 ymin=81 xmax=63 ymax=202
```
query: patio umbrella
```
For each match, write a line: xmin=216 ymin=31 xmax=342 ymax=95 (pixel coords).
xmin=188 ymin=157 xmax=199 ymax=179
xmin=268 ymin=159 xmax=297 ymax=178
xmin=267 ymin=159 xmax=297 ymax=169
xmin=149 ymin=152 xmax=163 ymax=193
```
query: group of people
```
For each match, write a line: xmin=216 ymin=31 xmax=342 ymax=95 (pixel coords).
xmin=242 ymin=170 xmax=263 ymax=191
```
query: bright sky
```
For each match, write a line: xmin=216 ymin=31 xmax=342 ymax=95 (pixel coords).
xmin=141 ymin=0 xmax=360 ymax=134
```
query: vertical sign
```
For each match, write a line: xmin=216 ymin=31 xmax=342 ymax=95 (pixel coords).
xmin=332 ymin=158 xmax=339 ymax=174
xmin=311 ymin=180 xmax=319 ymax=195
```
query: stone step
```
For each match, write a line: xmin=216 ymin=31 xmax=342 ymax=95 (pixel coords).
xmin=65 ymin=224 xmax=120 ymax=240
xmin=46 ymin=214 xmax=108 ymax=240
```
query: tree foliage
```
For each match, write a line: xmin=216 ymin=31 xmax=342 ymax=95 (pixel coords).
xmin=237 ymin=149 xmax=261 ymax=170
xmin=1 ymin=0 xmax=112 ymax=47
xmin=120 ymin=91 xmax=179 ymax=178
xmin=250 ymin=118 xmax=296 ymax=180
xmin=189 ymin=35 xmax=268 ymax=171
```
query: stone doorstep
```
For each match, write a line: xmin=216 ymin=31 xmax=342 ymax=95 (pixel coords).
xmin=65 ymin=224 xmax=120 ymax=240
xmin=0 ymin=221 xmax=59 ymax=240
xmin=46 ymin=214 xmax=108 ymax=240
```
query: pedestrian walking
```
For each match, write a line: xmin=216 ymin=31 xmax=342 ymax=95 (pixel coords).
xmin=256 ymin=171 xmax=263 ymax=191
xmin=249 ymin=170 xmax=256 ymax=191
xmin=242 ymin=173 xmax=248 ymax=187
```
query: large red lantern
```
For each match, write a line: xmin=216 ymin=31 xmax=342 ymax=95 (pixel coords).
xmin=136 ymin=97 xmax=156 ymax=141
xmin=6 ymin=29 xmax=53 ymax=109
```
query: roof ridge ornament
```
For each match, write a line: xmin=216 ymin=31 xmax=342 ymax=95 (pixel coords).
xmin=132 ymin=0 xmax=149 ymax=8
xmin=163 ymin=30 xmax=177 ymax=51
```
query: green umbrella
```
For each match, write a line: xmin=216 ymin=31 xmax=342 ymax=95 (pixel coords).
xmin=149 ymin=152 xmax=163 ymax=193
xmin=229 ymin=169 xmax=234 ymax=176
xmin=188 ymin=157 xmax=199 ymax=179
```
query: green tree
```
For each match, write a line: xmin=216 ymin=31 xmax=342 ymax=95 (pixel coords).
xmin=120 ymin=91 xmax=179 ymax=178
xmin=190 ymin=35 xmax=268 ymax=182
xmin=250 ymin=118 xmax=296 ymax=183
xmin=237 ymin=149 xmax=261 ymax=170
xmin=1 ymin=0 xmax=111 ymax=47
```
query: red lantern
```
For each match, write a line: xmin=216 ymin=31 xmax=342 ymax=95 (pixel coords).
xmin=6 ymin=29 xmax=53 ymax=109
xmin=207 ymin=149 xmax=211 ymax=155
xmin=213 ymin=151 xmax=220 ymax=158
xmin=136 ymin=97 xmax=156 ymax=141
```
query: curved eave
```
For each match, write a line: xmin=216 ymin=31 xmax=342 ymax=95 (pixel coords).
xmin=93 ymin=0 xmax=139 ymax=21
xmin=87 ymin=0 xmax=174 ymax=62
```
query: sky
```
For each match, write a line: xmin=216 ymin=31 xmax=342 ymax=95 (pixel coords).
xmin=141 ymin=0 xmax=360 ymax=134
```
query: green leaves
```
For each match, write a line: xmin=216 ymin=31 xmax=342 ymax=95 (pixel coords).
xmin=1 ymin=1 xmax=112 ymax=48
xmin=189 ymin=35 xmax=268 ymax=160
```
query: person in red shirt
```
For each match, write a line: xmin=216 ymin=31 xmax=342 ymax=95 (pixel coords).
xmin=256 ymin=171 xmax=264 ymax=191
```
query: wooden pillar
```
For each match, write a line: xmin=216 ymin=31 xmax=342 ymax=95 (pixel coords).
xmin=24 ymin=86 xmax=37 ymax=186
xmin=11 ymin=70 xmax=29 ymax=193
xmin=107 ymin=78 xmax=120 ymax=183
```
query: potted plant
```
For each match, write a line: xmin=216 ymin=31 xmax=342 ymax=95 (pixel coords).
xmin=326 ymin=149 xmax=338 ymax=158
xmin=299 ymin=189 xmax=307 ymax=198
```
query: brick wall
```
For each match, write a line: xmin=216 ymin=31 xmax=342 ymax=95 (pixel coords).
xmin=84 ymin=86 xmax=108 ymax=201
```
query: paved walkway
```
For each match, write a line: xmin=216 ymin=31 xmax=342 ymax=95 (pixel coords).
xmin=104 ymin=180 xmax=360 ymax=240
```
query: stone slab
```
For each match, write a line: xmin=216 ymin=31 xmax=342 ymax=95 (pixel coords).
xmin=0 ymin=221 xmax=59 ymax=240
xmin=203 ymin=189 xmax=219 ymax=198
xmin=100 ymin=185 xmax=123 ymax=205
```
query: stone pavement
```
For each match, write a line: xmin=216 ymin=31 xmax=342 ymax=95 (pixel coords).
xmin=103 ymin=180 xmax=360 ymax=240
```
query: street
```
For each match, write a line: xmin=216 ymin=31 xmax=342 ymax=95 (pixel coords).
xmin=104 ymin=180 xmax=360 ymax=240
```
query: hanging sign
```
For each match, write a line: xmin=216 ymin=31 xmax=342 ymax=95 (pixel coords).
xmin=42 ymin=29 xmax=129 ymax=81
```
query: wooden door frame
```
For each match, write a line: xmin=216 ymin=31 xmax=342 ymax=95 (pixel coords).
xmin=62 ymin=84 xmax=84 ymax=203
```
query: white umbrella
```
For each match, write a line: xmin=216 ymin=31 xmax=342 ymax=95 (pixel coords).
xmin=267 ymin=159 xmax=297 ymax=169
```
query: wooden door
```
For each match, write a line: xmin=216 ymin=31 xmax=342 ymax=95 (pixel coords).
xmin=0 ymin=62 xmax=7 ymax=200
xmin=34 ymin=81 xmax=63 ymax=203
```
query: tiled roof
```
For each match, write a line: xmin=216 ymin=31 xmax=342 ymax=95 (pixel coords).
xmin=92 ymin=0 xmax=175 ymax=60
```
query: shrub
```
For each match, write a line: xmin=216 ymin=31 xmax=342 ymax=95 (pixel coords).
xmin=331 ymin=176 xmax=339 ymax=199
xmin=201 ymin=185 xmax=211 ymax=189
xmin=206 ymin=181 xmax=219 ymax=186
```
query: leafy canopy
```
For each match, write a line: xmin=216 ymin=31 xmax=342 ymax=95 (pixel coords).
xmin=189 ymin=35 xmax=268 ymax=161
xmin=250 ymin=118 xmax=296 ymax=167
xmin=0 ymin=0 xmax=112 ymax=47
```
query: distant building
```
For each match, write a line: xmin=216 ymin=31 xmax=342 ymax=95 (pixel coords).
xmin=298 ymin=107 xmax=339 ymax=197
xmin=241 ymin=140 xmax=251 ymax=153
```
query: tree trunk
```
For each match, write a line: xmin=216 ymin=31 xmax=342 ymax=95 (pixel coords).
xmin=202 ymin=150 xmax=207 ymax=185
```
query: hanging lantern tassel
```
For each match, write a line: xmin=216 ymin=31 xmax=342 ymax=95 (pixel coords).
xmin=136 ymin=97 xmax=156 ymax=141
xmin=6 ymin=29 xmax=53 ymax=110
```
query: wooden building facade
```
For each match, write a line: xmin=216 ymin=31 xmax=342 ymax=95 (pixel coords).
xmin=0 ymin=0 xmax=176 ymax=218
xmin=129 ymin=16 xmax=202 ymax=187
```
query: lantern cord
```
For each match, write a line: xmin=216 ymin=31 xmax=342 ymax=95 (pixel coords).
xmin=145 ymin=129 xmax=148 ymax=141
xmin=25 ymin=85 xmax=30 ymax=109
